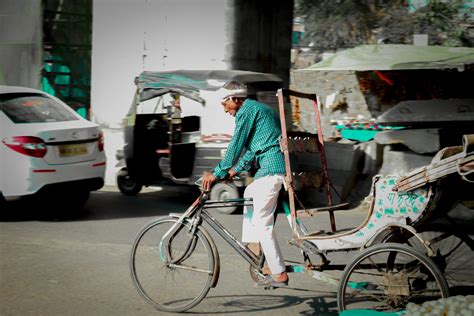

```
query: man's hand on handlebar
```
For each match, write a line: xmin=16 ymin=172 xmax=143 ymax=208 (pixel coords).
xmin=201 ymin=172 xmax=216 ymax=192
xmin=201 ymin=169 xmax=237 ymax=192
xmin=228 ymin=169 xmax=237 ymax=179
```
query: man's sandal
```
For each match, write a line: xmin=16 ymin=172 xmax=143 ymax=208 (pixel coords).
xmin=256 ymin=275 xmax=288 ymax=289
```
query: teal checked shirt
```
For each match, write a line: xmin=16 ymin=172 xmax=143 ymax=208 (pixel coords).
xmin=213 ymin=99 xmax=286 ymax=179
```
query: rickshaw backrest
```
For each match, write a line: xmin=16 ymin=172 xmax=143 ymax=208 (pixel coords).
xmin=303 ymin=174 xmax=434 ymax=251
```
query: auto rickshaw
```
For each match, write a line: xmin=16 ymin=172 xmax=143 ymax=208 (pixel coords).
xmin=116 ymin=70 xmax=285 ymax=213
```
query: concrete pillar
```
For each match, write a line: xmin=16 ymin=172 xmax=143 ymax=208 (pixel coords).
xmin=228 ymin=0 xmax=293 ymax=87
xmin=0 ymin=0 xmax=42 ymax=88
xmin=91 ymin=0 xmax=294 ymax=185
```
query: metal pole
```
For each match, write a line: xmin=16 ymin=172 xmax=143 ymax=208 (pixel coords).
xmin=312 ymin=98 xmax=336 ymax=232
xmin=277 ymin=89 xmax=298 ymax=237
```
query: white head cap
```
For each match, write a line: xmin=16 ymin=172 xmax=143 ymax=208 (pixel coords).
xmin=218 ymin=87 xmax=248 ymax=100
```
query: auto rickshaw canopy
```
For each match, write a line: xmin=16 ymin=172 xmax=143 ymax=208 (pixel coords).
xmin=135 ymin=70 xmax=283 ymax=104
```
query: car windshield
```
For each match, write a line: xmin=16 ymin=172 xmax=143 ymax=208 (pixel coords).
xmin=0 ymin=93 xmax=79 ymax=123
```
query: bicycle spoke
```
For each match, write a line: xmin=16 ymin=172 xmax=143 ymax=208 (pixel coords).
xmin=130 ymin=217 xmax=215 ymax=312
xmin=168 ymin=263 xmax=213 ymax=274
xmin=338 ymin=243 xmax=449 ymax=312
xmin=409 ymin=225 xmax=474 ymax=292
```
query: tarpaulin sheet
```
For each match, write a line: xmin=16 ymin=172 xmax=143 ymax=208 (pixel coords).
xmin=300 ymin=44 xmax=474 ymax=71
xmin=135 ymin=70 xmax=283 ymax=103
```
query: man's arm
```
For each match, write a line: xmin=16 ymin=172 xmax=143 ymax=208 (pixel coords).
xmin=233 ymin=150 xmax=255 ymax=174
xmin=213 ymin=110 xmax=255 ymax=179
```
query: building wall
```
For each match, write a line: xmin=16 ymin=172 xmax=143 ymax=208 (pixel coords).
xmin=91 ymin=0 xmax=294 ymax=184
xmin=291 ymin=70 xmax=371 ymax=137
xmin=91 ymin=0 xmax=230 ymax=128
xmin=0 ymin=0 xmax=42 ymax=88
xmin=229 ymin=0 xmax=294 ymax=87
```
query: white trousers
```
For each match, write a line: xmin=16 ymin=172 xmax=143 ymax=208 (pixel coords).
xmin=242 ymin=174 xmax=286 ymax=274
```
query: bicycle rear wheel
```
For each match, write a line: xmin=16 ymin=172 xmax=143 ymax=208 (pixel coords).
xmin=130 ymin=217 xmax=216 ymax=312
xmin=383 ymin=223 xmax=474 ymax=294
xmin=338 ymin=243 xmax=449 ymax=312
xmin=408 ymin=224 xmax=474 ymax=295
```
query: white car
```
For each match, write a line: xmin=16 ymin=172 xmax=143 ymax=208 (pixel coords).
xmin=0 ymin=85 xmax=106 ymax=209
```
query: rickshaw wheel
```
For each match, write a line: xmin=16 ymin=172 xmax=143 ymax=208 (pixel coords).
xmin=117 ymin=168 xmax=143 ymax=196
xmin=415 ymin=225 xmax=474 ymax=295
xmin=384 ymin=223 xmax=474 ymax=295
xmin=338 ymin=243 xmax=449 ymax=312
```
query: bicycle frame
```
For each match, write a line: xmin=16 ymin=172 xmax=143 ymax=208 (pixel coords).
xmin=161 ymin=176 xmax=452 ymax=289
xmin=167 ymin=192 xmax=266 ymax=274
xmin=131 ymin=185 xmax=456 ymax=313
xmin=165 ymin=190 xmax=339 ymax=281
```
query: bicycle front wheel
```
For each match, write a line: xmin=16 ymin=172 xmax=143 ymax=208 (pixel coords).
xmin=338 ymin=243 xmax=449 ymax=312
xmin=130 ymin=217 xmax=216 ymax=312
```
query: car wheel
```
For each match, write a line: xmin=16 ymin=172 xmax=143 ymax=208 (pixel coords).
xmin=0 ymin=193 xmax=6 ymax=208
xmin=117 ymin=169 xmax=143 ymax=196
xmin=210 ymin=182 xmax=240 ymax=215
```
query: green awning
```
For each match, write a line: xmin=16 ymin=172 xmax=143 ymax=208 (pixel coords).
xmin=300 ymin=44 xmax=474 ymax=71
xmin=135 ymin=70 xmax=283 ymax=103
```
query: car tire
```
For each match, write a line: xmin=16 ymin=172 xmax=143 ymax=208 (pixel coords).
xmin=210 ymin=182 xmax=240 ymax=215
xmin=0 ymin=193 xmax=6 ymax=208
xmin=117 ymin=168 xmax=143 ymax=196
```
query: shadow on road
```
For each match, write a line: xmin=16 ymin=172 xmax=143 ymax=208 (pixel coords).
xmin=0 ymin=186 xmax=201 ymax=222
xmin=190 ymin=293 xmax=338 ymax=315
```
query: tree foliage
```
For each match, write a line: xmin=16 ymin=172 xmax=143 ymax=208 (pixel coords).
xmin=294 ymin=0 xmax=472 ymax=52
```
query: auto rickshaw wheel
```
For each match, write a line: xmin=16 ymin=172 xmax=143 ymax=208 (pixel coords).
xmin=117 ymin=168 xmax=143 ymax=196
xmin=210 ymin=182 xmax=240 ymax=215
xmin=0 ymin=193 xmax=6 ymax=209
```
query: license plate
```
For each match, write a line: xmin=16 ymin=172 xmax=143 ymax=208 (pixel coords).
xmin=58 ymin=144 xmax=88 ymax=157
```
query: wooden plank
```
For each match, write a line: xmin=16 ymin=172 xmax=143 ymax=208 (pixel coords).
xmin=395 ymin=154 xmax=474 ymax=191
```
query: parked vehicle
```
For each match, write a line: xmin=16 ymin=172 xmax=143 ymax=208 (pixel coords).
xmin=0 ymin=86 xmax=106 ymax=209
xmin=116 ymin=70 xmax=285 ymax=213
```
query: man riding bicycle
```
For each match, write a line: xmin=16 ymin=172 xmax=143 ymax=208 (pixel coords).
xmin=202 ymin=80 xmax=288 ymax=288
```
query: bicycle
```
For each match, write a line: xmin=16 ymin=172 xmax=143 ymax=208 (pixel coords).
xmin=130 ymin=179 xmax=452 ymax=313
xmin=130 ymin=87 xmax=473 ymax=312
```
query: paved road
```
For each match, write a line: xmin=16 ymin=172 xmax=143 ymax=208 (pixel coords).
xmin=3 ymin=185 xmax=472 ymax=315
xmin=0 ymin=185 xmax=373 ymax=316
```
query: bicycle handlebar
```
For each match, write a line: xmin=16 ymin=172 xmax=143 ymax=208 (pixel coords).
xmin=194 ymin=175 xmax=242 ymax=191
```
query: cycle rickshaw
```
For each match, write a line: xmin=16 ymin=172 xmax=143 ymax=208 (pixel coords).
xmin=129 ymin=89 xmax=474 ymax=313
